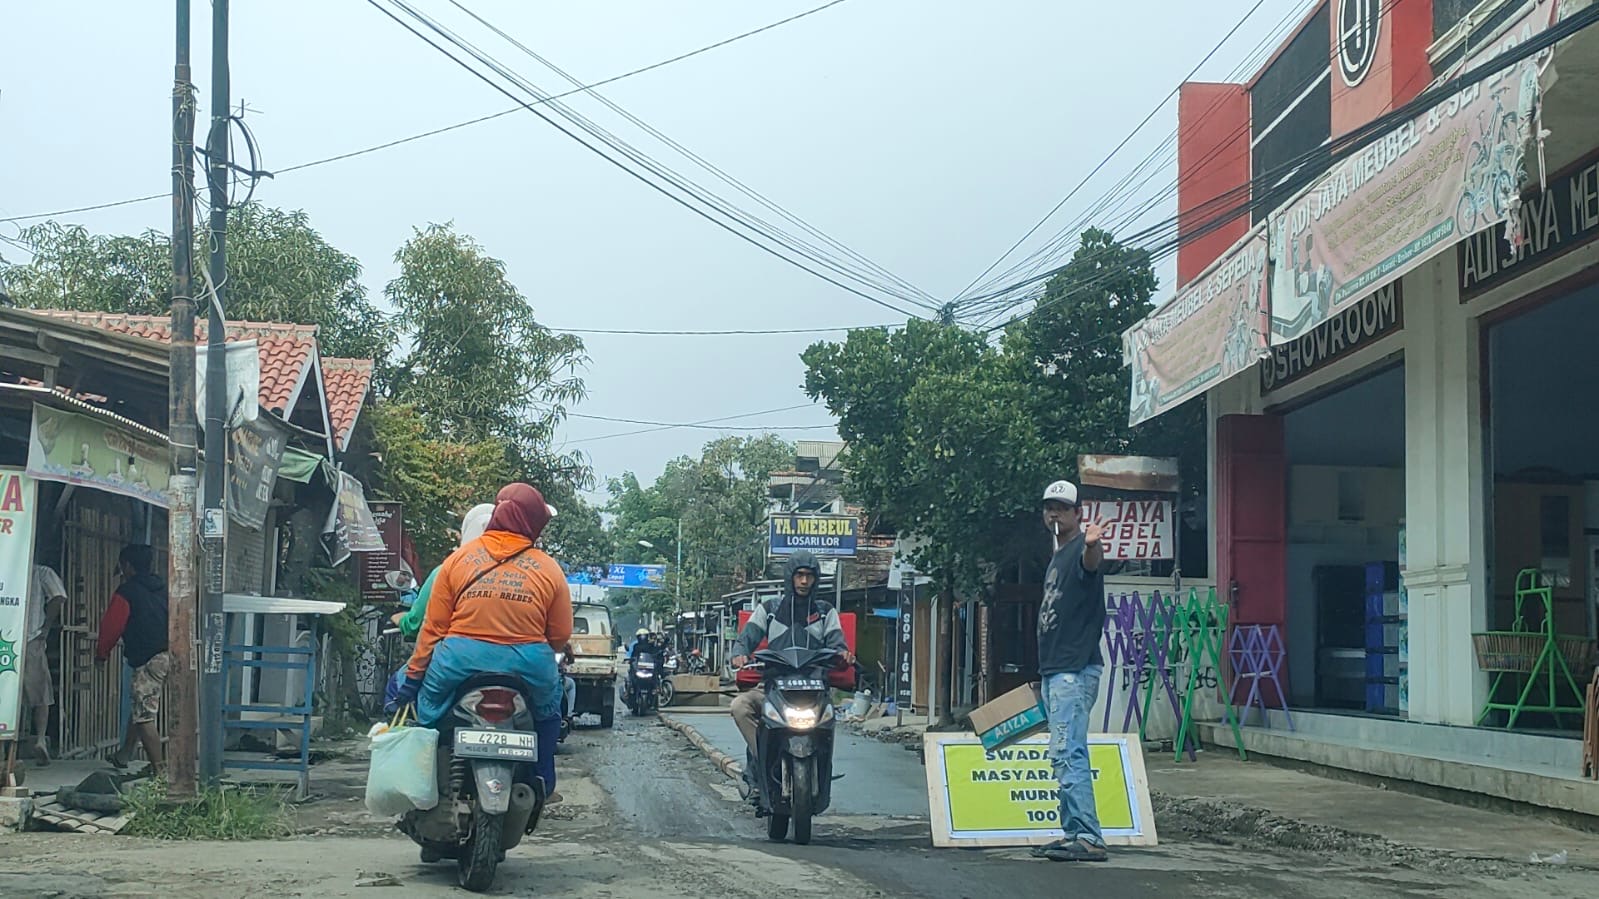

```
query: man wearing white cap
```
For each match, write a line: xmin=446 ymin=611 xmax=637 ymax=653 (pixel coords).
xmin=1032 ymin=479 xmax=1108 ymax=863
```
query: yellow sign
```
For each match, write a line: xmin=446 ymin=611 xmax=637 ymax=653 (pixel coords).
xmin=925 ymin=733 xmax=1156 ymax=848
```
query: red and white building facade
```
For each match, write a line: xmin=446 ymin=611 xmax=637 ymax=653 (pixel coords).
xmin=1127 ymin=0 xmax=1599 ymax=811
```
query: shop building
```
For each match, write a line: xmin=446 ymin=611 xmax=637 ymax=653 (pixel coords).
xmin=1125 ymin=0 xmax=1599 ymax=813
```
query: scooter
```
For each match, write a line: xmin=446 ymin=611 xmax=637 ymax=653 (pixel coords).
xmin=625 ymin=650 xmax=659 ymax=715
xmin=744 ymin=646 xmax=845 ymax=845
xmin=397 ymin=674 xmax=544 ymax=892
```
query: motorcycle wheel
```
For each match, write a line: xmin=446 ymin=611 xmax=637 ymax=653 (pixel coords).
xmin=599 ymin=701 xmax=615 ymax=729
xmin=790 ymin=757 xmax=816 ymax=846
xmin=458 ymin=807 xmax=503 ymax=892
xmin=658 ymin=678 xmax=676 ymax=708
xmin=766 ymin=809 xmax=790 ymax=842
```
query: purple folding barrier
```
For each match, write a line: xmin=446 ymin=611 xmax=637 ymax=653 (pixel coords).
xmin=1225 ymin=623 xmax=1294 ymax=730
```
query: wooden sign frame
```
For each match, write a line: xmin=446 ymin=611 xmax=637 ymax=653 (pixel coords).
xmin=923 ymin=732 xmax=1157 ymax=848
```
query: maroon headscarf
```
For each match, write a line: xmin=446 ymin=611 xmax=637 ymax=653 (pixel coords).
xmin=486 ymin=483 xmax=554 ymax=544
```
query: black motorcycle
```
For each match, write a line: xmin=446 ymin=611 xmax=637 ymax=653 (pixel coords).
xmin=398 ymin=674 xmax=545 ymax=892
xmin=745 ymin=646 xmax=843 ymax=845
xmin=626 ymin=650 xmax=660 ymax=715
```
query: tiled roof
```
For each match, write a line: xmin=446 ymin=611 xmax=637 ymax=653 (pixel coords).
xmin=33 ymin=311 xmax=318 ymax=415
xmin=321 ymin=357 xmax=374 ymax=452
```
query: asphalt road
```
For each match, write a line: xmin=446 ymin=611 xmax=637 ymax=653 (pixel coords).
xmin=2 ymin=716 xmax=1595 ymax=897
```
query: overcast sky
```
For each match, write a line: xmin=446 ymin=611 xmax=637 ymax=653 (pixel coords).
xmin=1 ymin=0 xmax=1305 ymax=500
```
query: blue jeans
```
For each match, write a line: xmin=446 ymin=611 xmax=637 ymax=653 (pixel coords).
xmin=1041 ymin=665 xmax=1103 ymax=847
xmin=416 ymin=637 xmax=563 ymax=793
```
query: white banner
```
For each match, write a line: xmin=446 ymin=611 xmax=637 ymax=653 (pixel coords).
xmin=0 ymin=468 xmax=40 ymax=739
xmin=1080 ymin=500 xmax=1175 ymax=560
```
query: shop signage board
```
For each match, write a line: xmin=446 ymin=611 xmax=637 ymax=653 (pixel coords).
xmin=1125 ymin=226 xmax=1270 ymax=426
xmin=1458 ymin=151 xmax=1599 ymax=299
xmin=1259 ymin=282 xmax=1404 ymax=393
xmin=768 ymin=515 xmax=858 ymax=557
xmin=227 ymin=413 xmax=289 ymax=530
xmin=0 ymin=468 xmax=40 ymax=738
xmin=357 ymin=502 xmax=406 ymax=604
xmin=896 ymin=581 xmax=915 ymax=708
xmin=923 ymin=732 xmax=1157 ymax=848
xmin=321 ymin=471 xmax=384 ymax=566
xmin=1266 ymin=0 xmax=1555 ymax=343
xmin=1079 ymin=500 xmax=1176 ymax=560
xmin=26 ymin=403 xmax=170 ymax=509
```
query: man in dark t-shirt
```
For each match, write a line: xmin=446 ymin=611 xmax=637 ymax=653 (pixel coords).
xmin=1032 ymin=480 xmax=1108 ymax=863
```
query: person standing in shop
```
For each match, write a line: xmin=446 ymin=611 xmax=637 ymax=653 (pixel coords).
xmin=23 ymin=559 xmax=68 ymax=766
xmin=95 ymin=544 xmax=170 ymax=773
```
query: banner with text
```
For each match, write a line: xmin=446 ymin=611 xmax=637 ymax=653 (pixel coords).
xmin=1125 ymin=227 xmax=1269 ymax=426
xmin=1080 ymin=499 xmax=1176 ymax=560
xmin=925 ymin=732 xmax=1157 ymax=848
xmin=768 ymin=515 xmax=858 ymax=557
xmin=26 ymin=403 xmax=170 ymax=509
xmin=1267 ymin=0 xmax=1554 ymax=342
xmin=0 ymin=468 xmax=40 ymax=738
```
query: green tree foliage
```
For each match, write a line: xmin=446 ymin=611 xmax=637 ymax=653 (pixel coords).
xmin=606 ymin=435 xmax=793 ymax=616
xmin=803 ymin=229 xmax=1205 ymax=594
xmin=384 ymin=224 xmax=590 ymax=490
xmin=365 ymin=401 xmax=516 ymax=566
xmin=0 ymin=204 xmax=395 ymax=365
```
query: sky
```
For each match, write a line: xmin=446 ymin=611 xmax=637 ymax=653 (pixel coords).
xmin=0 ymin=0 xmax=1308 ymax=501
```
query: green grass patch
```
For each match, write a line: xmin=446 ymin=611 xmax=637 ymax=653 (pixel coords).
xmin=122 ymin=780 xmax=294 ymax=841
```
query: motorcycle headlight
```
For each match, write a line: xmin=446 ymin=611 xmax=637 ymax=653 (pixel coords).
xmin=783 ymin=706 xmax=819 ymax=730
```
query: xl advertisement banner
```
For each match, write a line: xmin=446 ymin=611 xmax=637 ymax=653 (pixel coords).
xmin=1267 ymin=0 xmax=1554 ymax=342
xmin=1125 ymin=228 xmax=1269 ymax=426
xmin=0 ymin=468 xmax=40 ymax=738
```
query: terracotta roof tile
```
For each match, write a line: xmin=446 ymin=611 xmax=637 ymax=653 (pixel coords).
xmin=321 ymin=357 xmax=374 ymax=452
xmin=33 ymin=310 xmax=318 ymax=415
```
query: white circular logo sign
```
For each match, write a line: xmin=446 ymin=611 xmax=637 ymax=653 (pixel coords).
xmin=1338 ymin=0 xmax=1382 ymax=87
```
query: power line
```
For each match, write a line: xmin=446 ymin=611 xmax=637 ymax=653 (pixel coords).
xmin=0 ymin=1 xmax=857 ymax=226
xmin=950 ymin=0 xmax=1273 ymax=304
xmin=563 ymin=402 xmax=828 ymax=444
xmin=570 ymin=411 xmax=835 ymax=430
xmin=367 ymin=0 xmax=932 ymax=319
xmin=551 ymin=324 xmax=891 ymax=336
xmin=979 ymin=2 xmax=1593 ymax=335
xmin=445 ymin=0 xmax=937 ymax=308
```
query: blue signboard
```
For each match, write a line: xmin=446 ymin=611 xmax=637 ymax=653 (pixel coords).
xmin=768 ymin=515 xmax=858 ymax=558
xmin=565 ymin=563 xmax=665 ymax=590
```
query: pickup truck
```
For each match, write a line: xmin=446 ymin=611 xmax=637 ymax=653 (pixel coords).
xmin=568 ymin=602 xmax=619 ymax=728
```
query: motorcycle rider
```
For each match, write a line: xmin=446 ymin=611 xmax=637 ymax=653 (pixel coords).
xmin=392 ymin=503 xmax=495 ymax=638
xmin=392 ymin=483 xmax=571 ymax=797
xmin=728 ymin=550 xmax=852 ymax=797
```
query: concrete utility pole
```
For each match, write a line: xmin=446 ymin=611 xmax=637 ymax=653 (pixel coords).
xmin=199 ymin=0 xmax=231 ymax=785
xmin=166 ymin=0 xmax=200 ymax=799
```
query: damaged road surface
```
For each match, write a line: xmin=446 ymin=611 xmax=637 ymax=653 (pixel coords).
xmin=5 ymin=715 xmax=1599 ymax=897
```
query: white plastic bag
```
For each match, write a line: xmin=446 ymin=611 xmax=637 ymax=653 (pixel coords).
xmin=365 ymin=709 xmax=440 ymax=817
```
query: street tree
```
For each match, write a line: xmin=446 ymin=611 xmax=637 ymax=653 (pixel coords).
xmin=384 ymin=223 xmax=590 ymax=492
xmin=0 ymin=204 xmax=395 ymax=364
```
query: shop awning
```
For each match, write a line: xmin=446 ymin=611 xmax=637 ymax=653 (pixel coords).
xmin=278 ymin=446 xmax=326 ymax=484
xmin=1123 ymin=0 xmax=1559 ymax=425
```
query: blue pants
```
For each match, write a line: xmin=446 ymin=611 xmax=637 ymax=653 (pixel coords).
xmin=417 ymin=637 xmax=562 ymax=794
xmin=1042 ymin=665 xmax=1104 ymax=847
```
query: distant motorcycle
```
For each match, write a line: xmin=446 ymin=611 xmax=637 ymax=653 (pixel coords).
xmin=684 ymin=648 xmax=709 ymax=675
xmin=625 ymin=650 xmax=660 ymax=715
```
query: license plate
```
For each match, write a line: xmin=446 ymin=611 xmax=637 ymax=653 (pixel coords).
xmin=455 ymin=729 xmax=537 ymax=761
xmin=777 ymin=677 xmax=825 ymax=691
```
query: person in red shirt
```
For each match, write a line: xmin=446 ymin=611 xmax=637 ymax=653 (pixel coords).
xmin=95 ymin=544 xmax=170 ymax=772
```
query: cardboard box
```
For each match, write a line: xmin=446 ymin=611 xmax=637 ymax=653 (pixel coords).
xmin=967 ymin=684 xmax=1048 ymax=750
